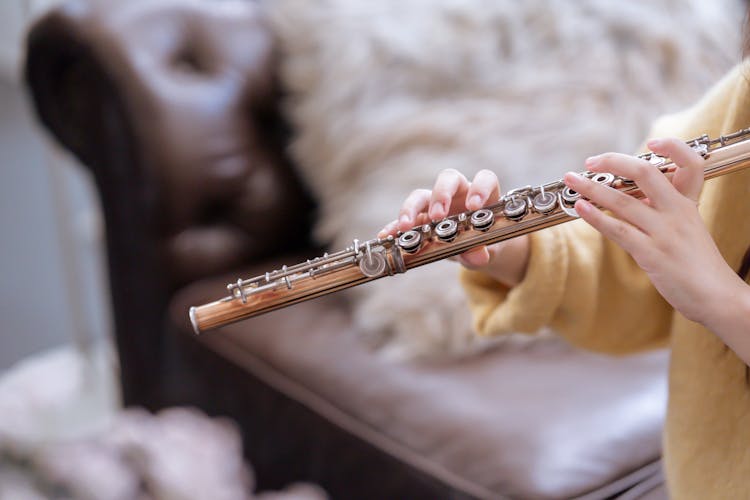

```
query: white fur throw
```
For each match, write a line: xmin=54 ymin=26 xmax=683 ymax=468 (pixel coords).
xmin=267 ymin=0 xmax=742 ymax=360
xmin=0 ymin=346 xmax=327 ymax=500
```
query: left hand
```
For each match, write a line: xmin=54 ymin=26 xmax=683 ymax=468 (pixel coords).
xmin=563 ymin=137 xmax=740 ymax=326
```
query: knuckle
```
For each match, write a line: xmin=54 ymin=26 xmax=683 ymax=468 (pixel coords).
xmin=613 ymin=195 xmax=629 ymax=211
xmin=655 ymin=236 xmax=674 ymax=254
xmin=600 ymin=152 xmax=616 ymax=163
xmin=405 ymin=190 xmax=426 ymax=207
xmin=612 ymin=221 xmax=630 ymax=240
xmin=634 ymin=162 xmax=652 ymax=179
xmin=633 ymin=248 xmax=655 ymax=271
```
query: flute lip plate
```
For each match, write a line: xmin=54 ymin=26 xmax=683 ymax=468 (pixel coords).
xmin=189 ymin=306 xmax=201 ymax=335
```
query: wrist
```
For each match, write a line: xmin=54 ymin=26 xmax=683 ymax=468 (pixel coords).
xmin=697 ymin=271 xmax=750 ymax=334
xmin=700 ymin=276 xmax=750 ymax=366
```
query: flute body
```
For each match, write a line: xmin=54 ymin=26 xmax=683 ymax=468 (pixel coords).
xmin=190 ymin=129 xmax=750 ymax=334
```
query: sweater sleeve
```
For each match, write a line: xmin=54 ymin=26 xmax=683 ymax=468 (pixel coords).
xmin=460 ymin=61 xmax=750 ymax=355
xmin=460 ymin=220 xmax=672 ymax=354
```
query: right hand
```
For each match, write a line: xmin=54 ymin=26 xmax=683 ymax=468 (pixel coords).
xmin=378 ymin=169 xmax=531 ymax=287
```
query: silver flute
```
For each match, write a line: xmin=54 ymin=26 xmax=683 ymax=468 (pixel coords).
xmin=190 ymin=128 xmax=750 ymax=333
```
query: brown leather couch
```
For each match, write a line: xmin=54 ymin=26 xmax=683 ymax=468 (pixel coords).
xmin=24 ymin=1 xmax=669 ymax=498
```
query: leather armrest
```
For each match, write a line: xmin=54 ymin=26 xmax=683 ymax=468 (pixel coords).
xmin=23 ymin=0 xmax=316 ymax=406
xmin=25 ymin=0 xmax=316 ymax=284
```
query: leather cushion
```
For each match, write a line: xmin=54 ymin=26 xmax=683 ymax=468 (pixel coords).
xmin=169 ymin=258 xmax=668 ymax=499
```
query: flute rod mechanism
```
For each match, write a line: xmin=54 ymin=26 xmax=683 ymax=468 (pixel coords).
xmin=190 ymin=129 xmax=750 ymax=334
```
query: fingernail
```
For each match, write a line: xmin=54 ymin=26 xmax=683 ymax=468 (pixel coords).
xmin=468 ymin=195 xmax=482 ymax=209
xmin=564 ymin=171 xmax=582 ymax=184
xmin=585 ymin=156 xmax=600 ymax=168
xmin=399 ymin=214 xmax=410 ymax=225
xmin=430 ymin=202 xmax=444 ymax=219
xmin=647 ymin=139 xmax=662 ymax=149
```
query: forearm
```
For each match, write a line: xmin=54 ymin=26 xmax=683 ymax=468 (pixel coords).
xmin=703 ymin=276 xmax=750 ymax=367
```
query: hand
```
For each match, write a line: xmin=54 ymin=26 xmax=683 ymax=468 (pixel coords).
xmin=379 ymin=168 xmax=530 ymax=287
xmin=563 ymin=137 xmax=744 ymax=327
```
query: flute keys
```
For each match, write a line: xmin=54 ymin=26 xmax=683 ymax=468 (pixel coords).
xmin=470 ymin=208 xmax=494 ymax=231
xmin=503 ymin=197 xmax=528 ymax=220
xmin=591 ymin=172 xmax=616 ymax=186
xmin=435 ymin=219 xmax=459 ymax=242
xmin=691 ymin=141 xmax=709 ymax=157
xmin=359 ymin=248 xmax=387 ymax=277
xmin=532 ymin=192 xmax=557 ymax=214
xmin=649 ymin=154 xmax=670 ymax=172
xmin=398 ymin=229 xmax=422 ymax=253
xmin=561 ymin=186 xmax=580 ymax=205
xmin=649 ymin=154 xmax=666 ymax=166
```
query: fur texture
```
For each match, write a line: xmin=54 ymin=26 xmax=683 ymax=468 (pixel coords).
xmin=267 ymin=0 xmax=742 ymax=360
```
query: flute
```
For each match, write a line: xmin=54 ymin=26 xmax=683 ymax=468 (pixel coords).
xmin=189 ymin=128 xmax=750 ymax=334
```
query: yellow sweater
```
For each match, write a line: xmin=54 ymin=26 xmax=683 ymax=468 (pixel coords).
xmin=461 ymin=63 xmax=750 ymax=499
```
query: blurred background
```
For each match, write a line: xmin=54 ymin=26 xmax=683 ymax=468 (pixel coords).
xmin=1 ymin=0 xmax=110 ymax=370
xmin=0 ymin=0 xmax=745 ymax=498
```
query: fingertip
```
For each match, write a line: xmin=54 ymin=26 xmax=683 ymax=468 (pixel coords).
xmin=381 ymin=219 xmax=400 ymax=236
xmin=459 ymin=247 xmax=490 ymax=268
xmin=563 ymin=171 xmax=582 ymax=187
xmin=574 ymin=198 xmax=593 ymax=214
xmin=585 ymin=156 xmax=602 ymax=170
xmin=429 ymin=201 xmax=446 ymax=221
xmin=466 ymin=194 xmax=483 ymax=210
xmin=647 ymin=137 xmax=684 ymax=155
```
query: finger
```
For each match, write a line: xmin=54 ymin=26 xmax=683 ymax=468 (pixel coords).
xmin=430 ymin=169 xmax=468 ymax=220
xmin=415 ymin=212 xmax=431 ymax=227
xmin=398 ymin=189 xmax=431 ymax=231
xmin=466 ymin=169 xmax=501 ymax=211
xmin=564 ymin=172 xmax=658 ymax=234
xmin=457 ymin=246 xmax=491 ymax=268
xmin=585 ymin=152 xmax=674 ymax=208
xmin=647 ymin=137 xmax=704 ymax=203
xmin=574 ymin=199 xmax=649 ymax=257
xmin=378 ymin=219 xmax=399 ymax=238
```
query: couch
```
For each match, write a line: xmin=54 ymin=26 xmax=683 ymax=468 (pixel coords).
xmin=24 ymin=1 xmax=670 ymax=498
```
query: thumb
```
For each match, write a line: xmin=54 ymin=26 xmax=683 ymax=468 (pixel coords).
xmin=647 ymin=137 xmax=705 ymax=202
xmin=457 ymin=246 xmax=490 ymax=268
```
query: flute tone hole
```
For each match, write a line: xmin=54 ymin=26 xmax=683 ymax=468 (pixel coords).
xmin=592 ymin=173 xmax=616 ymax=186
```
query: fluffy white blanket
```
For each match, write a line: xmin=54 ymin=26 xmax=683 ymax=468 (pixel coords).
xmin=0 ymin=345 xmax=325 ymax=500
xmin=268 ymin=0 xmax=742 ymax=359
